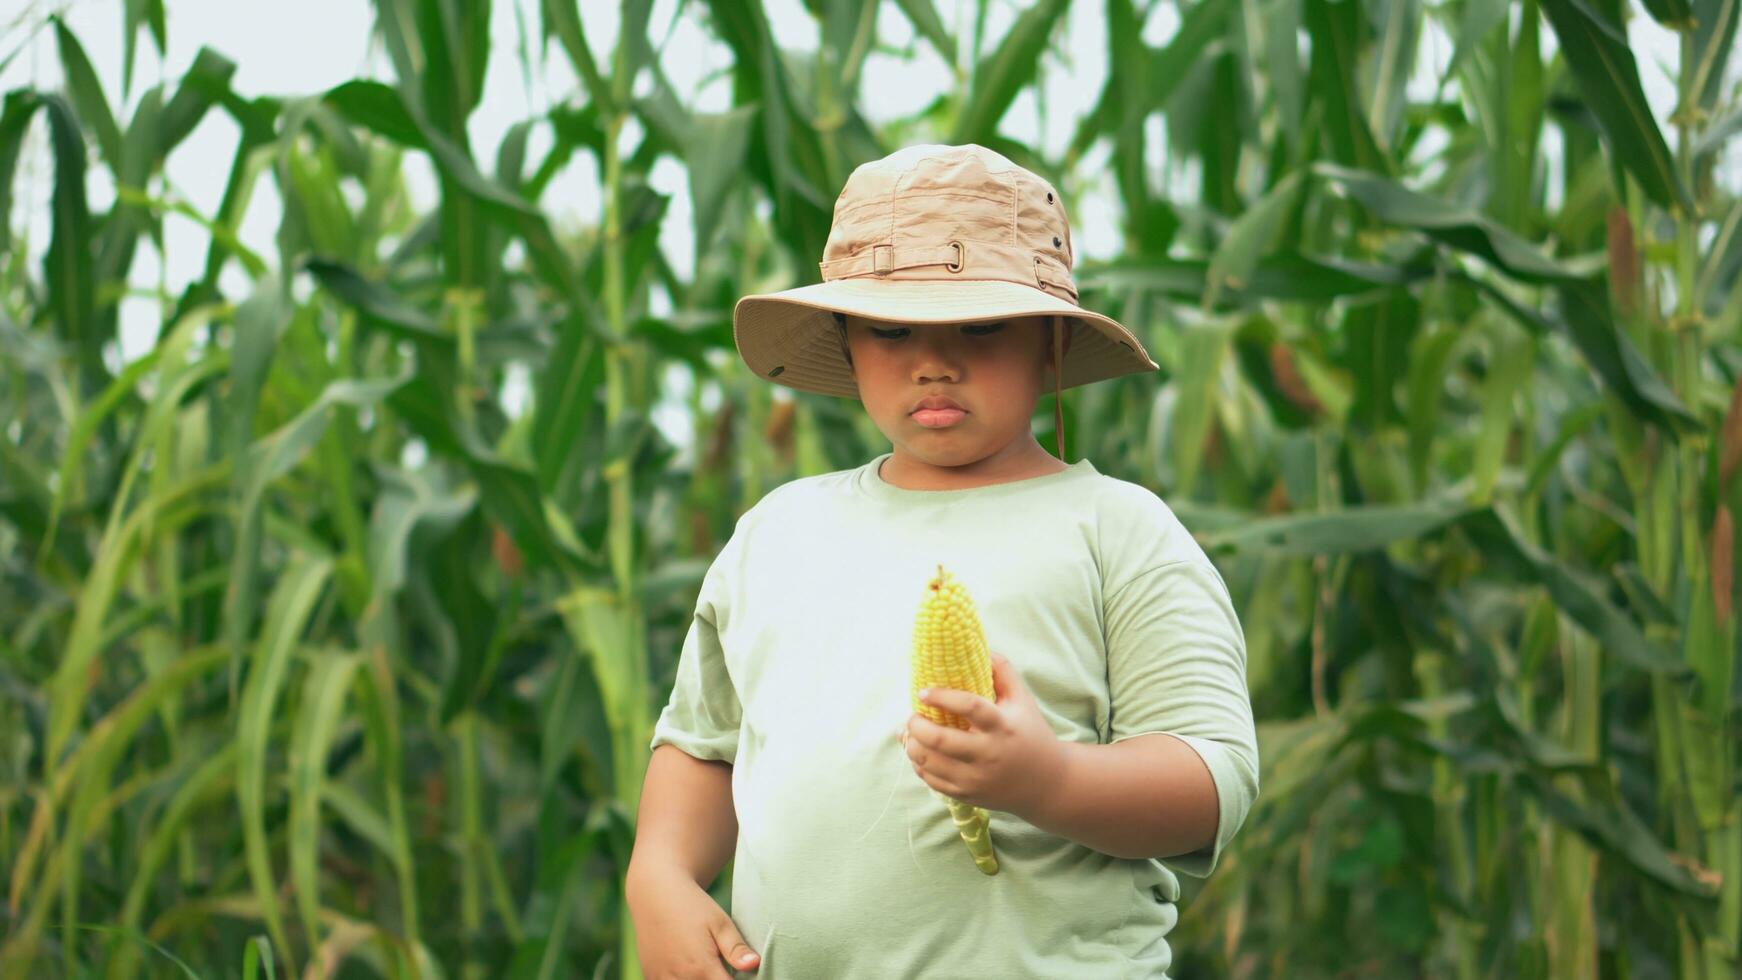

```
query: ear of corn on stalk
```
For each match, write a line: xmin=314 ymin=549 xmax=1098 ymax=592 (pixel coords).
xmin=911 ymin=564 xmax=999 ymax=875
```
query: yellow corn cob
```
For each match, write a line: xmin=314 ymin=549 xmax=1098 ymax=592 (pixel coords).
xmin=911 ymin=563 xmax=999 ymax=875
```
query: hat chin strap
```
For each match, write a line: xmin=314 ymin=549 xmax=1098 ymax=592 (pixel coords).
xmin=1052 ymin=316 xmax=1066 ymax=461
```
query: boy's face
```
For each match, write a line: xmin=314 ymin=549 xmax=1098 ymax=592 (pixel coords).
xmin=842 ymin=313 xmax=1067 ymax=473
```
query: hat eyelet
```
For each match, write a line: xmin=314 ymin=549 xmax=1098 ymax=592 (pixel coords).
xmin=1052 ymin=236 xmax=1062 ymax=248
xmin=769 ymin=366 xmax=786 ymax=377
xmin=947 ymin=240 xmax=964 ymax=273
xmin=1046 ymin=191 xmax=1054 ymax=204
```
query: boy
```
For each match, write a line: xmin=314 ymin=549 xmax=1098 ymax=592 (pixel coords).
xmin=627 ymin=144 xmax=1259 ymax=978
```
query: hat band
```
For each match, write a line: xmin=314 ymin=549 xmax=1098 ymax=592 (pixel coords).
xmin=819 ymin=241 xmax=1079 ymax=304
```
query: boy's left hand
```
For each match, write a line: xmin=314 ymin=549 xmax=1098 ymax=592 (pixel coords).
xmin=900 ymin=650 xmax=1066 ymax=818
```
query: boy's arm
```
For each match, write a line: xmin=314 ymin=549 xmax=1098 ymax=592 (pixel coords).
xmin=1089 ymin=552 xmax=1261 ymax=875
xmin=1015 ymin=732 xmax=1219 ymax=862
xmin=627 ymin=745 xmax=739 ymax=892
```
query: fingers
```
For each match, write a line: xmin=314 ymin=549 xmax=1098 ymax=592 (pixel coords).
xmin=904 ymin=727 xmax=976 ymax=799
xmin=712 ymin=918 xmax=759 ymax=974
xmin=905 ymin=707 xmax=997 ymax=804
xmin=919 ymin=687 xmax=996 ymax=731
xmin=905 ymin=714 xmax=976 ymax=764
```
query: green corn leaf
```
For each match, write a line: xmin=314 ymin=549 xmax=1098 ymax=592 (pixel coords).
xmin=1192 ymin=492 xmax=1482 ymax=556
xmin=1469 ymin=325 xmax=1534 ymax=503
xmin=531 ymin=310 xmax=605 ymax=494
xmin=120 ymin=0 xmax=166 ymax=99
xmin=1538 ymin=0 xmax=1693 ymax=212
xmin=1640 ymin=0 xmax=1698 ymax=29
xmin=320 ymin=781 xmax=400 ymax=865
xmin=1107 ymin=0 xmax=1149 ymax=252
xmin=225 ymin=279 xmax=292 ymax=459
xmin=1446 ymin=0 xmax=1510 ymax=83
xmin=114 ymin=743 xmax=238 ymax=974
xmin=1306 ymin=0 xmax=1392 ymax=173
xmin=367 ymin=466 xmax=478 ymax=596
xmin=304 ymin=257 xmax=450 ymax=344
xmin=535 ymin=644 xmax=609 ymax=804
xmin=1688 ymin=0 xmax=1738 ymax=111
xmin=324 ymin=79 xmax=430 ymax=150
xmin=41 ymin=93 xmax=101 ymax=393
xmin=1082 ymin=250 xmax=1429 ymax=307
xmin=950 ymin=0 xmax=1070 ymax=143
xmin=20 ymin=647 xmax=228 ymax=967
xmin=1405 ymin=323 xmax=1467 ymax=491
xmin=687 ymin=105 xmax=758 ymax=262
xmin=45 ymin=308 xmax=227 ymax=765
xmin=1526 ymin=775 xmax=1721 ymax=898
xmin=287 ymin=138 xmax=357 ymax=260
xmin=1522 ymin=402 xmax=1605 ymax=499
xmin=1315 ymin=163 xmax=1590 ymax=282
xmin=431 ymin=517 xmax=504 ymax=724
xmin=223 ymin=372 xmax=411 ymax=707
xmin=159 ymin=47 xmax=236 ymax=157
xmin=1492 ymin=0 xmax=1544 ymax=228
xmin=1456 ymin=506 xmax=1689 ymax=677
xmin=1164 ymin=322 xmax=1230 ymax=496
xmin=893 ymin=0 xmax=957 ymax=65
xmin=1696 ymin=196 xmax=1742 ymax=308
xmin=51 ymin=17 xmax=122 ymax=172
xmin=1346 ymin=287 xmax=1423 ymax=434
xmin=354 ymin=651 xmax=423 ymax=955
xmin=40 ymin=346 xmax=162 ymax=559
xmin=820 ymin=0 xmax=880 ymax=92
xmin=539 ymin=0 xmax=612 ymax=112
xmin=1366 ymin=0 xmax=1421 ymax=150
xmin=704 ymin=0 xmax=835 ymax=261
xmin=1692 ymin=106 xmax=1742 ymax=164
xmin=289 ymin=649 xmax=363 ymax=958
xmin=0 ymin=90 xmax=43 ymax=261
xmin=1068 ymin=0 xmax=1227 ymax=164
xmin=557 ymin=587 xmax=649 ymax=800
xmin=237 ymin=557 xmax=333 ymax=977
xmin=1204 ymin=171 xmax=1307 ymax=309
xmin=1463 ymin=274 xmax=1699 ymax=435
xmin=496 ymin=117 xmax=533 ymax=188
xmin=95 ymin=83 xmax=163 ymax=322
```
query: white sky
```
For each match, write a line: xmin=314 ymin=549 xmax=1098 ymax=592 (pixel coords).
xmin=0 ymin=0 xmax=1712 ymax=455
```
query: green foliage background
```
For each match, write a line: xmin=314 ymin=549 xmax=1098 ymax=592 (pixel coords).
xmin=2 ymin=0 xmax=1740 ymax=977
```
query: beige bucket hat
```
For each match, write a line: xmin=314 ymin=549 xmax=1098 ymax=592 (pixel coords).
xmin=732 ymin=144 xmax=1159 ymax=457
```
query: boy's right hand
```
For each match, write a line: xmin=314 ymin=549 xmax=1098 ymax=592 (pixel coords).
xmin=627 ymin=867 xmax=761 ymax=978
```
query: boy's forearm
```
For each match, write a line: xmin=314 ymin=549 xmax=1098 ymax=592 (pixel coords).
xmin=1014 ymin=733 xmax=1220 ymax=862
xmin=628 ymin=745 xmax=739 ymax=891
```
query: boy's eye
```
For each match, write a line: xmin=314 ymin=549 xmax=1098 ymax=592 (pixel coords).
xmin=870 ymin=323 xmax=1005 ymax=340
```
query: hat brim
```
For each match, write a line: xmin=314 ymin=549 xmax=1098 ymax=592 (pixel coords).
xmin=733 ymin=278 xmax=1160 ymax=399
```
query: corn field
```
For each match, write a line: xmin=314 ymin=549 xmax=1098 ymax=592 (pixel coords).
xmin=1 ymin=0 xmax=1739 ymax=976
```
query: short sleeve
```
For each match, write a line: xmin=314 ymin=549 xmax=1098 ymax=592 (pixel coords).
xmin=649 ymin=549 xmax=743 ymax=764
xmin=1104 ymin=557 xmax=1259 ymax=879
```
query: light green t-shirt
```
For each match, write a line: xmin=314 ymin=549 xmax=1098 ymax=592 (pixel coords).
xmin=649 ymin=451 xmax=1259 ymax=979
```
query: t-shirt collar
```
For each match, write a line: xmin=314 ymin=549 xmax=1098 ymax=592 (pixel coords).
xmin=857 ymin=451 xmax=1096 ymax=503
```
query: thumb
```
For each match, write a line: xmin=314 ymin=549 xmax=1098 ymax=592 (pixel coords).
xmin=714 ymin=917 xmax=760 ymax=970
xmin=990 ymin=650 xmax=1023 ymax=700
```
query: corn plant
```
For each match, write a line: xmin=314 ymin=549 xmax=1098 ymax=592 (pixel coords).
xmin=0 ymin=1 xmax=1737 ymax=977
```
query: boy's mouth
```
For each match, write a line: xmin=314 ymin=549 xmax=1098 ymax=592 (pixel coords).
xmin=911 ymin=407 xmax=968 ymax=427
xmin=911 ymin=394 xmax=967 ymax=428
